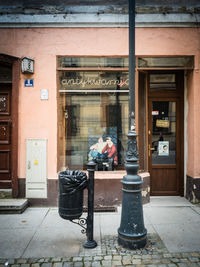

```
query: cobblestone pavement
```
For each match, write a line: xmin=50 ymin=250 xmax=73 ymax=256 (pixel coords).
xmin=0 ymin=234 xmax=200 ymax=267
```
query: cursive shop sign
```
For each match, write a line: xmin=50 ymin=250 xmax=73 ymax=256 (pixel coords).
xmin=61 ymin=78 xmax=129 ymax=89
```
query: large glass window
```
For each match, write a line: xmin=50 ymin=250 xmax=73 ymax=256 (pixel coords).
xmin=58 ymin=60 xmax=129 ymax=171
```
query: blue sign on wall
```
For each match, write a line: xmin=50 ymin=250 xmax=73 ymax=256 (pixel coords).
xmin=24 ymin=79 xmax=34 ymax=87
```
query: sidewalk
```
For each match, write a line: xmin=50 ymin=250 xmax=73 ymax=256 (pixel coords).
xmin=0 ymin=196 xmax=200 ymax=266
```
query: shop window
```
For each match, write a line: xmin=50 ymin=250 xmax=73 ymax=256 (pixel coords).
xmin=149 ymin=74 xmax=176 ymax=91
xmin=57 ymin=59 xmax=129 ymax=171
xmin=58 ymin=57 xmax=129 ymax=68
xmin=138 ymin=56 xmax=194 ymax=69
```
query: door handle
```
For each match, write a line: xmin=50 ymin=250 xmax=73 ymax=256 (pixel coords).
xmin=27 ymin=161 xmax=31 ymax=170
xmin=148 ymin=145 xmax=155 ymax=157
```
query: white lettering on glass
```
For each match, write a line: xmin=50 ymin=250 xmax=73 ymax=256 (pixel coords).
xmin=61 ymin=78 xmax=129 ymax=88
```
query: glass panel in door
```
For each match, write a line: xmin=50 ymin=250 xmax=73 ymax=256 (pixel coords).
xmin=151 ymin=101 xmax=176 ymax=165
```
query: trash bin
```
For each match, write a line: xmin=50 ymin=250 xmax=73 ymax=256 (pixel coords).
xmin=58 ymin=170 xmax=88 ymax=220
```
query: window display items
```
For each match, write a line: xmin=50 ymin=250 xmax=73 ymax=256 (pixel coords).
xmin=88 ymin=136 xmax=118 ymax=171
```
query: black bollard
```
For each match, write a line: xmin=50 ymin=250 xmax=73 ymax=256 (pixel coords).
xmin=83 ymin=161 xmax=97 ymax=248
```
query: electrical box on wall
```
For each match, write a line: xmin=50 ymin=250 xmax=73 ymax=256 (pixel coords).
xmin=26 ymin=139 xmax=47 ymax=198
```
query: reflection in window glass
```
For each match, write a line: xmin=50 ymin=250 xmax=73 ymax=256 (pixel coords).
xmin=58 ymin=57 xmax=129 ymax=68
xmin=58 ymin=72 xmax=129 ymax=171
xmin=138 ymin=57 xmax=194 ymax=69
xmin=150 ymin=74 xmax=176 ymax=91
xmin=151 ymin=101 xmax=176 ymax=165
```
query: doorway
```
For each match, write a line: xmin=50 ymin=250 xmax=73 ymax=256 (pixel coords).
xmin=0 ymin=56 xmax=20 ymax=197
xmin=0 ymin=84 xmax=12 ymax=188
xmin=147 ymin=72 xmax=184 ymax=196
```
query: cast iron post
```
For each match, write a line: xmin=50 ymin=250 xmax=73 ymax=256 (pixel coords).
xmin=118 ymin=0 xmax=147 ymax=249
xmin=83 ymin=161 xmax=97 ymax=248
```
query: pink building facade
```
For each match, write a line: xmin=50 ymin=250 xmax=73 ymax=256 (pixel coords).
xmin=0 ymin=1 xmax=200 ymax=205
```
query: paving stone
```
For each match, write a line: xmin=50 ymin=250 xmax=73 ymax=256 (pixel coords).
xmin=93 ymin=256 xmax=103 ymax=261
xmin=101 ymin=261 xmax=112 ymax=267
xmin=21 ymin=264 xmax=30 ymax=267
xmin=189 ymin=257 xmax=200 ymax=262
xmin=161 ymin=258 xmax=171 ymax=264
xmin=44 ymin=259 xmax=51 ymax=263
xmin=27 ymin=259 xmax=39 ymax=264
xmin=74 ymin=262 xmax=83 ymax=267
xmin=189 ymin=264 xmax=200 ymax=267
xmin=180 ymin=258 xmax=189 ymax=263
xmin=122 ymin=259 xmax=131 ymax=265
xmin=41 ymin=263 xmax=52 ymax=267
xmin=31 ymin=264 xmax=40 ymax=267
xmin=63 ymin=263 xmax=73 ymax=267
xmin=104 ymin=256 xmax=112 ymax=260
xmin=122 ymin=255 xmax=131 ymax=261
xmin=52 ymin=258 xmax=62 ymax=263
xmin=0 ymin=260 xmax=7 ymax=264
xmin=152 ymin=254 xmax=161 ymax=259
xmin=132 ymin=259 xmax=141 ymax=264
xmin=91 ymin=262 xmax=101 ymax=267
xmin=151 ymin=259 xmax=162 ymax=264
xmin=16 ymin=259 xmax=27 ymax=264
xmin=62 ymin=258 xmax=71 ymax=262
xmin=163 ymin=254 xmax=172 ymax=258
xmin=190 ymin=252 xmax=200 ymax=257
xmin=72 ymin=257 xmax=82 ymax=262
xmin=171 ymin=258 xmax=180 ymax=263
xmin=112 ymin=260 xmax=121 ymax=266
xmin=142 ymin=255 xmax=152 ymax=260
xmin=53 ymin=263 xmax=63 ymax=267
xmin=113 ymin=256 xmax=122 ymax=261
xmin=38 ymin=259 xmax=45 ymax=263
xmin=83 ymin=257 xmax=93 ymax=261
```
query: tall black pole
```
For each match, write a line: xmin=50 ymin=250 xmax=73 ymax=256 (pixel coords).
xmin=83 ymin=161 xmax=97 ymax=248
xmin=118 ymin=0 xmax=147 ymax=249
xmin=128 ymin=0 xmax=135 ymax=130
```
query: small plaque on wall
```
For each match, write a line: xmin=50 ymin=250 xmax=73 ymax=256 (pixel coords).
xmin=24 ymin=79 xmax=34 ymax=87
xmin=40 ymin=89 xmax=49 ymax=100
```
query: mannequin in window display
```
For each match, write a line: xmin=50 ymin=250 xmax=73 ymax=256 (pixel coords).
xmin=88 ymin=136 xmax=118 ymax=170
xmin=88 ymin=137 xmax=106 ymax=161
xmin=102 ymin=137 xmax=118 ymax=166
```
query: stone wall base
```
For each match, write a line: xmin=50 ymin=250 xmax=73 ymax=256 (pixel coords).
xmin=186 ymin=176 xmax=200 ymax=204
xmin=18 ymin=172 xmax=150 ymax=207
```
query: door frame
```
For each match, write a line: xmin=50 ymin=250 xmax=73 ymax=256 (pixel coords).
xmin=0 ymin=54 xmax=20 ymax=197
xmin=147 ymin=70 xmax=184 ymax=196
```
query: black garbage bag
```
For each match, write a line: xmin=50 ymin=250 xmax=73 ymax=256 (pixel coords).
xmin=58 ymin=170 xmax=87 ymax=220
xmin=59 ymin=170 xmax=88 ymax=194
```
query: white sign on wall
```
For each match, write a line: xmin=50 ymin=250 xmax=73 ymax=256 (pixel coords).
xmin=40 ymin=89 xmax=49 ymax=100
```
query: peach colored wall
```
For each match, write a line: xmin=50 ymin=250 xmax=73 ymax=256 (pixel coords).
xmin=0 ymin=27 xmax=199 ymax=179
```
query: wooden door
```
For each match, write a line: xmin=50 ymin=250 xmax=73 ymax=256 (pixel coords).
xmin=0 ymin=84 xmax=12 ymax=188
xmin=148 ymin=98 xmax=182 ymax=195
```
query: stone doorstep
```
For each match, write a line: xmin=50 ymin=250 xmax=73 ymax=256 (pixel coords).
xmin=0 ymin=199 xmax=28 ymax=214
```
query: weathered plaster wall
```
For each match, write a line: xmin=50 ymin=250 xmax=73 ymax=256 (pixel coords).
xmin=0 ymin=27 xmax=199 ymax=180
